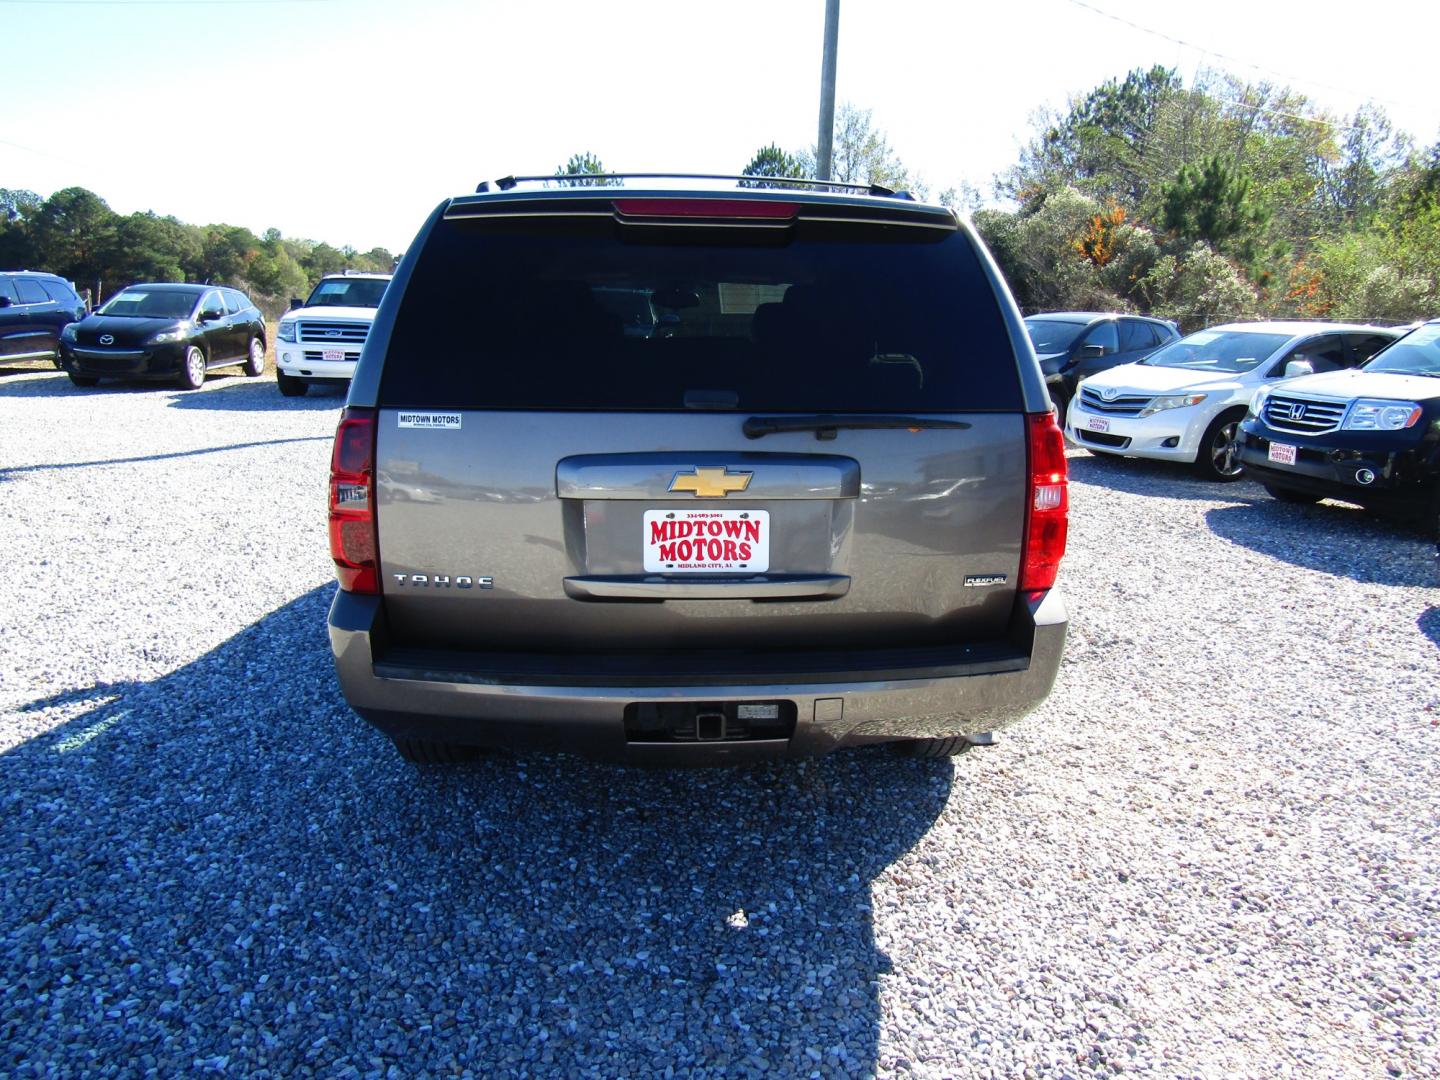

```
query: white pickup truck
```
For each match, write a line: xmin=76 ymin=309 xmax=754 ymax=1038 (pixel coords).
xmin=274 ymin=271 xmax=391 ymax=396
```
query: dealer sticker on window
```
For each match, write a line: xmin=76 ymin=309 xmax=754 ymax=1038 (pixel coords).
xmin=644 ymin=509 xmax=769 ymax=573
xmin=398 ymin=412 xmax=462 ymax=430
xmin=1268 ymin=442 xmax=1297 ymax=465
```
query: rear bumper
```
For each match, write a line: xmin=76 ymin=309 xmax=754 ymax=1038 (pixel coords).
xmin=328 ymin=587 xmax=1069 ymax=764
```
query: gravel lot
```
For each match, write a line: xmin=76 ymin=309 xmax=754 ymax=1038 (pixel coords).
xmin=1 ymin=368 xmax=1437 ymax=1078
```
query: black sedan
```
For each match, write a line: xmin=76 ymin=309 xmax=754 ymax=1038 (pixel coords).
xmin=59 ymin=283 xmax=266 ymax=390
xmin=1024 ymin=311 xmax=1180 ymax=420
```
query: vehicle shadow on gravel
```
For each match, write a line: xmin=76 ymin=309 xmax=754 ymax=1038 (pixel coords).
xmin=1420 ymin=607 xmax=1440 ymax=649
xmin=0 ymin=436 xmax=333 ymax=482
xmin=1205 ymin=501 xmax=1436 ymax=586
xmin=168 ymin=380 xmax=348 ymax=412
xmin=0 ymin=585 xmax=951 ymax=1076
xmin=0 ymin=371 xmax=276 ymax=400
xmin=1065 ymin=452 xmax=1263 ymax=502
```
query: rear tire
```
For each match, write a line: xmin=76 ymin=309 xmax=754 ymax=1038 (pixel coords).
xmin=276 ymin=371 xmax=307 ymax=397
xmin=1262 ymin=483 xmax=1322 ymax=505
xmin=891 ymin=736 xmax=973 ymax=759
xmin=177 ymin=345 xmax=207 ymax=390
xmin=1193 ymin=410 xmax=1247 ymax=482
xmin=243 ymin=337 xmax=265 ymax=377
xmin=67 ymin=373 xmax=99 ymax=387
xmin=391 ymin=737 xmax=484 ymax=764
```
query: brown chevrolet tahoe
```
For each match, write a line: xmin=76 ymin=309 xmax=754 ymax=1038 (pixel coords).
xmin=327 ymin=174 xmax=1069 ymax=765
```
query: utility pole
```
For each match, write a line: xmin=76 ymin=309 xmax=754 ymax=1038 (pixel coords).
xmin=816 ymin=0 xmax=840 ymax=180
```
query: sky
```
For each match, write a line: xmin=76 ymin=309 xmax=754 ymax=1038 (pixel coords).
xmin=3 ymin=0 xmax=1438 ymax=256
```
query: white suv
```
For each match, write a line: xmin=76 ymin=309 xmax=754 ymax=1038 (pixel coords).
xmin=1067 ymin=321 xmax=1401 ymax=480
xmin=274 ymin=272 xmax=391 ymax=396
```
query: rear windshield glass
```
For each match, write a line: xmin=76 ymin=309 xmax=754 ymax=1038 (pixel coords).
xmin=1142 ymin=330 xmax=1291 ymax=374
xmin=378 ymin=215 xmax=1021 ymax=412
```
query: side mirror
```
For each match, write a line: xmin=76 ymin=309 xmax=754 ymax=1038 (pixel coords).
xmin=0 ymin=296 xmax=11 ymax=308
xmin=1078 ymin=343 xmax=1106 ymax=359
xmin=1284 ymin=359 xmax=1314 ymax=378
xmin=200 ymin=308 xmax=223 ymax=322
xmin=289 ymin=297 xmax=305 ymax=311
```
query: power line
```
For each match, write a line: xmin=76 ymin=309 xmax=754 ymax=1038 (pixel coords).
xmin=0 ymin=0 xmax=337 ymax=5
xmin=1060 ymin=0 xmax=1417 ymax=115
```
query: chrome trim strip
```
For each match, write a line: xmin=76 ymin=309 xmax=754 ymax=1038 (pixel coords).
xmin=556 ymin=452 xmax=860 ymax=500
xmin=563 ymin=574 xmax=851 ymax=601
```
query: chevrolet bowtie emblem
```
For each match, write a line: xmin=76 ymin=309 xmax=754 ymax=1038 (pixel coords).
xmin=668 ymin=467 xmax=753 ymax=498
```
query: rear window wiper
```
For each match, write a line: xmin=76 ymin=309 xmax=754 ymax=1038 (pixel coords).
xmin=743 ymin=414 xmax=971 ymax=440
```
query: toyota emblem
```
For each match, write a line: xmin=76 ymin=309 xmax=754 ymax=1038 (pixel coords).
xmin=1101 ymin=386 xmax=1119 ymax=401
xmin=99 ymin=334 xmax=114 ymax=345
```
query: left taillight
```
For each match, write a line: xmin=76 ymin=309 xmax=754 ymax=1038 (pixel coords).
xmin=329 ymin=406 xmax=378 ymax=593
xmin=1020 ymin=410 xmax=1069 ymax=593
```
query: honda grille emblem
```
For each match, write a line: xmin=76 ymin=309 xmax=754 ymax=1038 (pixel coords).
xmin=99 ymin=334 xmax=114 ymax=345
xmin=1288 ymin=403 xmax=1307 ymax=421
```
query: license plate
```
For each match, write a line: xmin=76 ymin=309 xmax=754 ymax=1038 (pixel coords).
xmin=643 ymin=509 xmax=769 ymax=573
xmin=322 ymin=349 xmax=346 ymax=363
xmin=1087 ymin=417 xmax=1110 ymax=433
xmin=1268 ymin=442 xmax=1297 ymax=465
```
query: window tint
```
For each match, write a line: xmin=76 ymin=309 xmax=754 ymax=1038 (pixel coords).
xmin=15 ymin=278 xmax=48 ymax=304
xmin=223 ymin=289 xmax=250 ymax=314
xmin=1024 ymin=319 xmax=1088 ymax=354
xmin=1081 ymin=321 xmax=1118 ymax=354
xmin=41 ymin=279 xmax=79 ymax=305
xmin=1280 ymin=335 xmax=1348 ymax=375
xmin=99 ymin=289 xmax=199 ymax=319
xmin=380 ymin=216 xmax=1022 ymax=413
xmin=1348 ymin=333 xmax=1394 ymax=364
xmin=200 ymin=290 xmax=224 ymax=316
xmin=0 ymin=278 xmax=17 ymax=303
xmin=1118 ymin=319 xmax=1158 ymax=352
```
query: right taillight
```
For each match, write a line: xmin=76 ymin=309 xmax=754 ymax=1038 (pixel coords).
xmin=1020 ymin=411 xmax=1068 ymax=592
xmin=328 ymin=406 xmax=378 ymax=594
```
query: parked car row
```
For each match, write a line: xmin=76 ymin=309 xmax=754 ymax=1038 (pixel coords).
xmin=1055 ymin=315 xmax=1437 ymax=529
xmin=3 ymin=268 xmax=394 ymax=394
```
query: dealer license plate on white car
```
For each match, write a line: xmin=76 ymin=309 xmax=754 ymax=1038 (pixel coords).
xmin=1087 ymin=417 xmax=1110 ymax=433
xmin=643 ymin=509 xmax=769 ymax=574
xmin=322 ymin=349 xmax=346 ymax=363
xmin=1268 ymin=442 xmax=1298 ymax=465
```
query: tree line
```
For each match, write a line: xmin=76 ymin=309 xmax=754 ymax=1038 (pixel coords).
xmin=737 ymin=73 xmax=1439 ymax=330
xmin=6 ymin=73 xmax=1437 ymax=332
xmin=0 ymin=187 xmax=397 ymax=316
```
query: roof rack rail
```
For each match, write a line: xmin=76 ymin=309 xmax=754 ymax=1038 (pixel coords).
xmin=474 ymin=172 xmax=904 ymax=198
